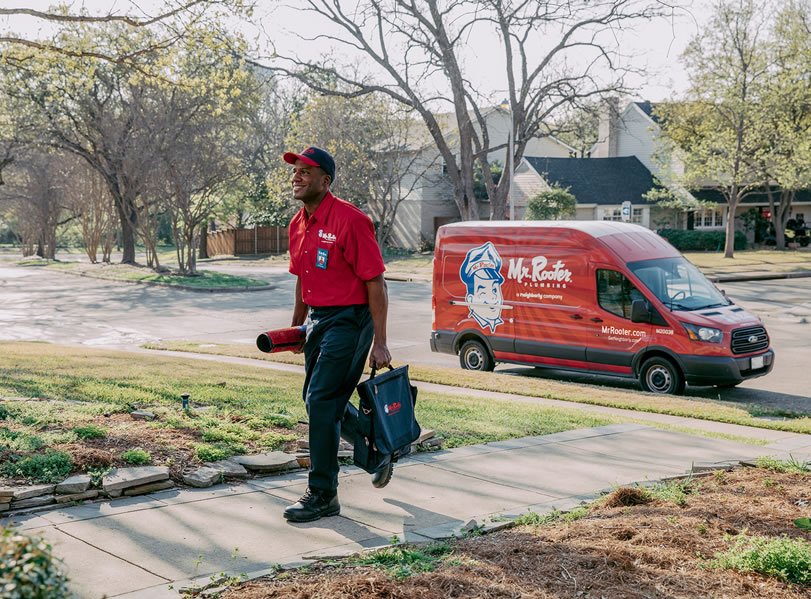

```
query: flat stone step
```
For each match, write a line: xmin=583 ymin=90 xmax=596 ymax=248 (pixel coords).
xmin=183 ymin=467 xmax=223 ymax=488
xmin=11 ymin=495 xmax=55 ymax=510
xmin=55 ymin=490 xmax=99 ymax=504
xmin=12 ymin=484 xmax=56 ymax=501
xmin=56 ymin=474 xmax=92 ymax=494
xmin=232 ymin=452 xmax=299 ymax=473
xmin=204 ymin=459 xmax=249 ymax=479
xmin=102 ymin=466 xmax=170 ymax=493
xmin=123 ymin=480 xmax=175 ymax=496
xmin=130 ymin=410 xmax=156 ymax=421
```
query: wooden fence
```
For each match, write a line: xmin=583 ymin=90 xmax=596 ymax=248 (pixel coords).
xmin=205 ymin=226 xmax=289 ymax=257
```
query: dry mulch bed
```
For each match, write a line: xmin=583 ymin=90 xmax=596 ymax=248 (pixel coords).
xmin=221 ymin=467 xmax=811 ymax=599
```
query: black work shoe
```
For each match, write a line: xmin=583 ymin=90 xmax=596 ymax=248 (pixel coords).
xmin=371 ymin=463 xmax=394 ymax=488
xmin=283 ymin=488 xmax=340 ymax=522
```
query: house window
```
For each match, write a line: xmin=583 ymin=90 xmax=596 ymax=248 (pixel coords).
xmin=603 ymin=208 xmax=622 ymax=221
xmin=695 ymin=207 xmax=724 ymax=229
xmin=632 ymin=208 xmax=643 ymax=224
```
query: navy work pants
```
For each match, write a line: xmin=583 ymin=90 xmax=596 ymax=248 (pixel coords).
xmin=302 ymin=304 xmax=373 ymax=494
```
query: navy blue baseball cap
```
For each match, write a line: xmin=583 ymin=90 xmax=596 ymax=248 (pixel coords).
xmin=283 ymin=146 xmax=335 ymax=182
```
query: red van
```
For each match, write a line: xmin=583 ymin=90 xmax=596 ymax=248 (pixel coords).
xmin=429 ymin=221 xmax=774 ymax=394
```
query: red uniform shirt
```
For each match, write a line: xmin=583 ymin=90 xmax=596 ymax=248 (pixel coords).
xmin=289 ymin=191 xmax=385 ymax=307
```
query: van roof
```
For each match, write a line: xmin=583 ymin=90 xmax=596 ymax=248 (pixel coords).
xmin=441 ymin=220 xmax=641 ymax=237
xmin=438 ymin=221 xmax=680 ymax=261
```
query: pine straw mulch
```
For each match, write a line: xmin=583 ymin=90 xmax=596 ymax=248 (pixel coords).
xmin=221 ymin=467 xmax=811 ymax=599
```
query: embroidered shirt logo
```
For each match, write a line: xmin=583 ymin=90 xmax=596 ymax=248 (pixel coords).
xmin=318 ymin=229 xmax=337 ymax=243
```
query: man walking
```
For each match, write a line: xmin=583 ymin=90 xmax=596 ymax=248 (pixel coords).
xmin=282 ymin=146 xmax=393 ymax=523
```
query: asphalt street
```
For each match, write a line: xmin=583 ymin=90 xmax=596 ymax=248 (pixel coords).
xmin=0 ymin=260 xmax=809 ymax=411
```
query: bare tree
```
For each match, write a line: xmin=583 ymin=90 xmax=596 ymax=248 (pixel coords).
xmin=0 ymin=150 xmax=73 ymax=258
xmin=0 ymin=2 xmax=249 ymax=72
xmin=262 ymin=0 xmax=679 ymax=220
xmin=64 ymin=157 xmax=117 ymax=263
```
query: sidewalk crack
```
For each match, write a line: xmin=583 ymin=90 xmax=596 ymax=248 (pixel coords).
xmin=54 ymin=526 xmax=171 ymax=582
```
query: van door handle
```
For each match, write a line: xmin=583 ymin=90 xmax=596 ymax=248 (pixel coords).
xmin=590 ymin=318 xmax=603 ymax=323
xmin=570 ymin=314 xmax=583 ymax=320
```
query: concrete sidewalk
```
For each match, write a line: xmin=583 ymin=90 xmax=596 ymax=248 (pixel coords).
xmin=4 ymin=424 xmax=810 ymax=599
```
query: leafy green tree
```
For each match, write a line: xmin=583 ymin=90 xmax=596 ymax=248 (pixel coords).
xmin=524 ymin=184 xmax=577 ymax=221
xmin=754 ymin=0 xmax=811 ymax=249
xmin=654 ymin=0 xmax=771 ymax=258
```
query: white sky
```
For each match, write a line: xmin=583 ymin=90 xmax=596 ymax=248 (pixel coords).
xmin=2 ymin=0 xmax=714 ymax=102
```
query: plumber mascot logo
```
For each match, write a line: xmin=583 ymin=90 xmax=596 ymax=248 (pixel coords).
xmin=460 ymin=241 xmax=505 ymax=333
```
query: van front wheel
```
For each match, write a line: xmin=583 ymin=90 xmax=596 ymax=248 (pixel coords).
xmin=639 ymin=357 xmax=684 ymax=395
xmin=459 ymin=340 xmax=495 ymax=372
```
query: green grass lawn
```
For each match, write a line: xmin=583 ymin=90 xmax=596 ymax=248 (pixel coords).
xmin=684 ymin=249 xmax=811 ymax=270
xmin=0 ymin=342 xmax=623 ymax=483
xmin=144 ymin=340 xmax=811 ymax=436
xmin=27 ymin=261 xmax=268 ymax=288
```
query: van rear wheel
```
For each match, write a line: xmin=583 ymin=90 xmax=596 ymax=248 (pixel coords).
xmin=639 ymin=357 xmax=684 ymax=395
xmin=459 ymin=340 xmax=494 ymax=372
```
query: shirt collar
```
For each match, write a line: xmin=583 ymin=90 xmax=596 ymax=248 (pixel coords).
xmin=302 ymin=191 xmax=336 ymax=225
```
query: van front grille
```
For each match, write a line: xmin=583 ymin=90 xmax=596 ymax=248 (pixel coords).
xmin=731 ymin=325 xmax=769 ymax=355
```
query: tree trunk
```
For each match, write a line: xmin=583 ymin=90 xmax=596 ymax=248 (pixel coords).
xmin=198 ymin=223 xmax=208 ymax=259
xmin=116 ymin=200 xmax=137 ymax=264
xmin=724 ymin=199 xmax=739 ymax=258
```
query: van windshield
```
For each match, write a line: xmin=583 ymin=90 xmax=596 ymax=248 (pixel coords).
xmin=627 ymin=257 xmax=731 ymax=311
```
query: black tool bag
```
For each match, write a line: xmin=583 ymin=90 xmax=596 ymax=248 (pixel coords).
xmin=353 ymin=365 xmax=421 ymax=474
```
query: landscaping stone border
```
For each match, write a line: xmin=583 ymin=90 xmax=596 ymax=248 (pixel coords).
xmin=0 ymin=432 xmax=444 ymax=519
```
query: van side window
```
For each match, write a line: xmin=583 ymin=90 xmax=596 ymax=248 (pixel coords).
xmin=596 ymin=269 xmax=643 ymax=320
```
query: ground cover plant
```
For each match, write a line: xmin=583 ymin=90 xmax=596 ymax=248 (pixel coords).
xmin=143 ymin=340 xmax=811 ymax=433
xmin=0 ymin=342 xmax=616 ymax=486
xmin=219 ymin=462 xmax=811 ymax=599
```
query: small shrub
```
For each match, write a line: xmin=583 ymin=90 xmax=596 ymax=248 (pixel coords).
xmin=0 ymin=429 xmax=44 ymax=453
xmin=87 ymin=466 xmax=114 ymax=488
xmin=514 ymin=505 xmax=589 ymax=527
xmin=193 ymin=443 xmax=232 ymax=462
xmin=0 ymin=527 xmax=71 ymax=599
xmin=710 ymin=533 xmax=811 ymax=585
xmin=73 ymin=425 xmax=106 ymax=440
xmin=0 ymin=405 xmax=9 ymax=420
xmin=1 ymin=450 xmax=73 ymax=483
xmin=646 ymin=479 xmax=700 ymax=506
xmin=657 ymin=228 xmax=747 ymax=251
xmin=258 ymin=432 xmax=298 ymax=450
xmin=265 ymin=414 xmax=296 ymax=429
xmin=353 ymin=542 xmax=455 ymax=579
xmin=120 ymin=449 xmax=151 ymax=465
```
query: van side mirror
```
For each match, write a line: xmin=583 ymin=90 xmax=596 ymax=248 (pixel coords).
xmin=631 ymin=299 xmax=650 ymax=323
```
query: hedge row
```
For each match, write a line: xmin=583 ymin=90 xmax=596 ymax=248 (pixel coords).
xmin=657 ymin=229 xmax=747 ymax=251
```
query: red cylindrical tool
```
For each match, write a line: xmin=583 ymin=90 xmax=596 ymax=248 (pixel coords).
xmin=256 ymin=325 xmax=307 ymax=353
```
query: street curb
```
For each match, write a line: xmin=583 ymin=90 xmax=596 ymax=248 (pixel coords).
xmin=708 ymin=271 xmax=811 ymax=283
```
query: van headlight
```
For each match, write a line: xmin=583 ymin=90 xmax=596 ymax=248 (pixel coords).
xmin=681 ymin=322 xmax=723 ymax=344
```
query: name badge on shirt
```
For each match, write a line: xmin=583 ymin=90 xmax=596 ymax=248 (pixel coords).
xmin=316 ymin=247 xmax=329 ymax=269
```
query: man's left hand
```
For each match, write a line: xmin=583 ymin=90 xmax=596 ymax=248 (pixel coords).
xmin=369 ymin=341 xmax=391 ymax=370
